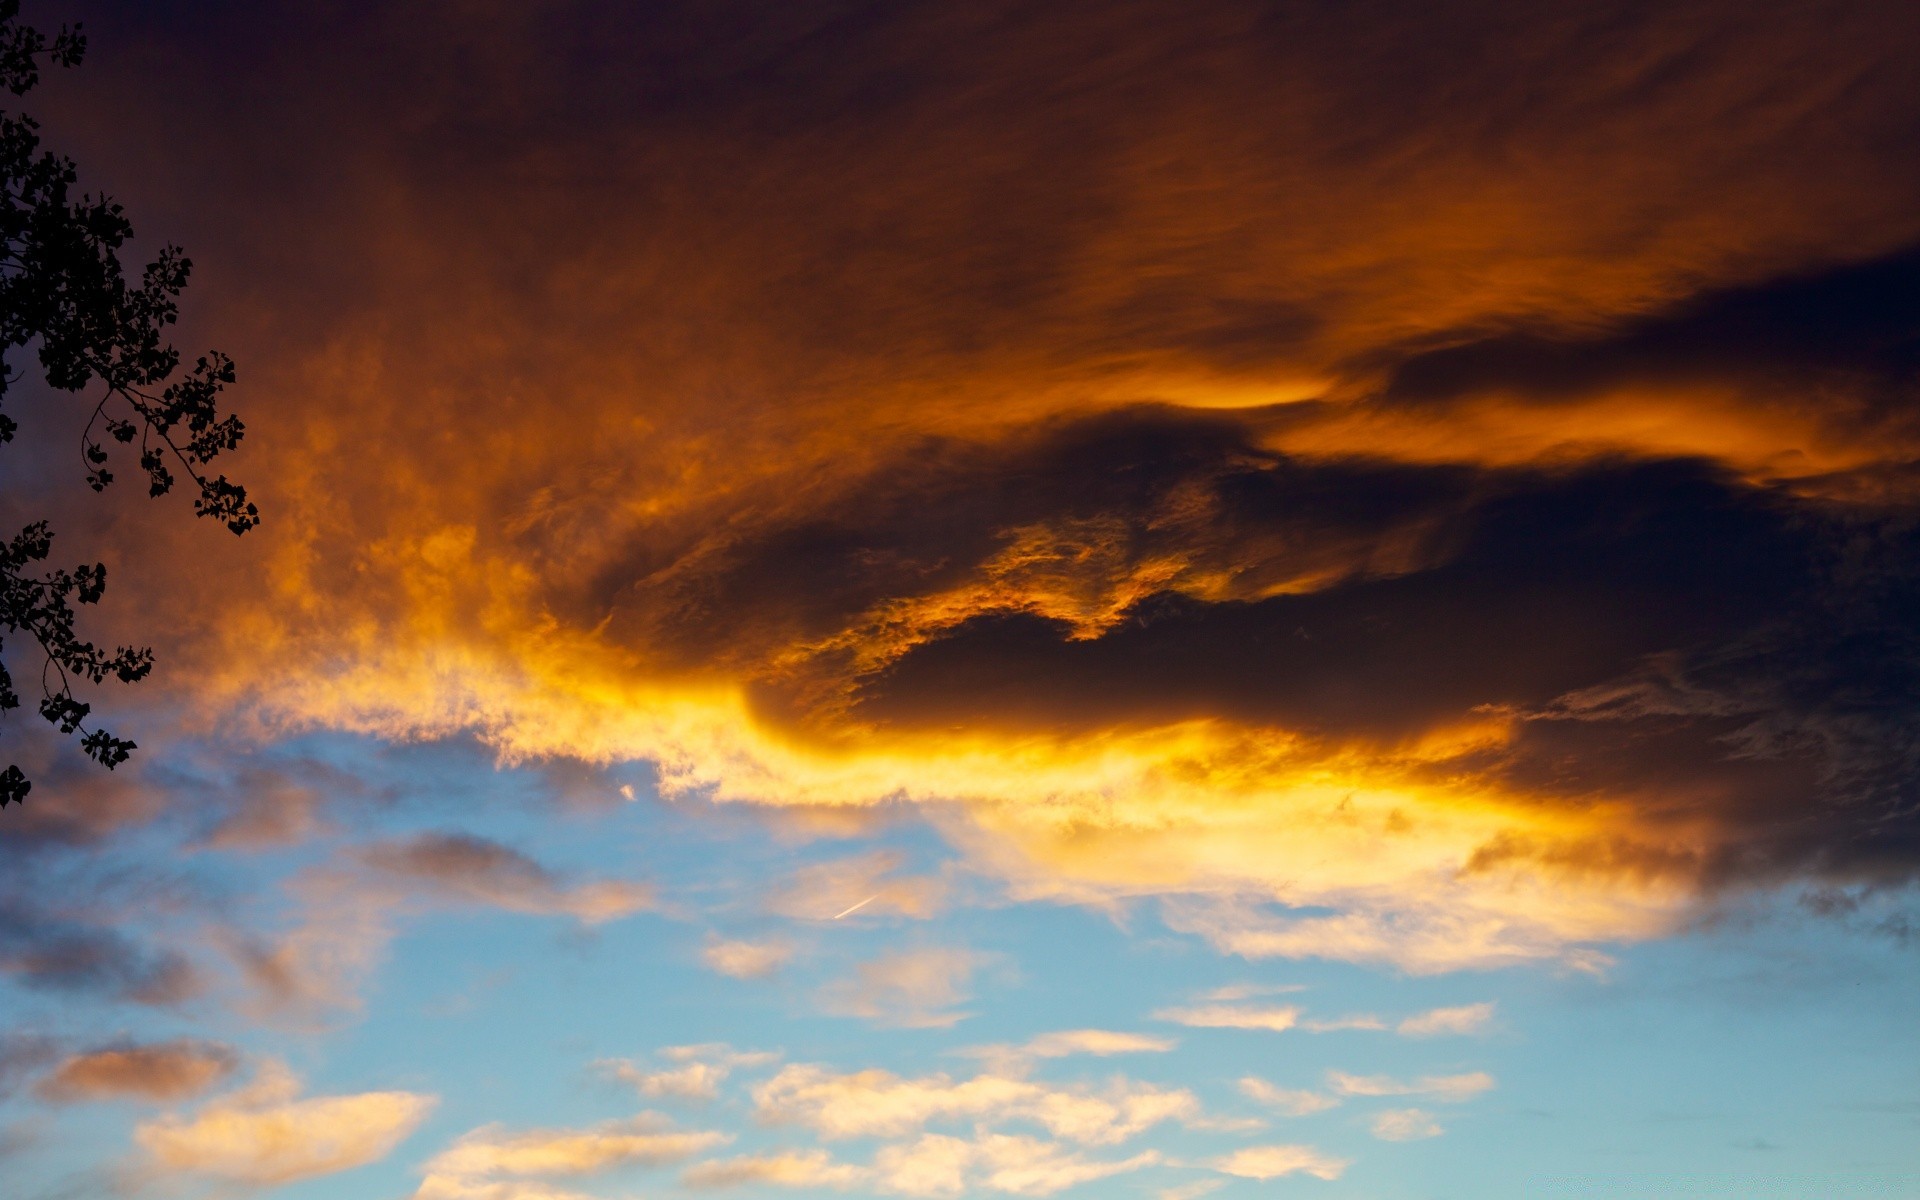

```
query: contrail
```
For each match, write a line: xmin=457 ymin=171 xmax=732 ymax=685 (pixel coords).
xmin=832 ymin=894 xmax=880 ymax=920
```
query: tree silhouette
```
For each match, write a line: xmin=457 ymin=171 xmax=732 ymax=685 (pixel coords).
xmin=1 ymin=1 xmax=255 ymax=807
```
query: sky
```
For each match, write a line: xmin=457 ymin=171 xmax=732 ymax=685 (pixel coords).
xmin=1 ymin=0 xmax=1918 ymax=1196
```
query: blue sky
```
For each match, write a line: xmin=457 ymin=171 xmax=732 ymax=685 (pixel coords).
xmin=6 ymin=731 xmax=1916 ymax=1198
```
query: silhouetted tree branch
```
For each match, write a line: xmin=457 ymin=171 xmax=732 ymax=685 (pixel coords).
xmin=0 ymin=0 xmax=255 ymax=807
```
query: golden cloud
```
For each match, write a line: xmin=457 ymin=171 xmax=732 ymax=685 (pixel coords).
xmin=28 ymin=0 xmax=1920 ymax=978
xmin=134 ymin=1060 xmax=435 ymax=1186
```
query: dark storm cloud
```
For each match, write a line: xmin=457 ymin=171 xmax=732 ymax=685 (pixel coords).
xmin=10 ymin=0 xmax=1920 ymax=931
xmin=0 ymin=901 xmax=200 ymax=1005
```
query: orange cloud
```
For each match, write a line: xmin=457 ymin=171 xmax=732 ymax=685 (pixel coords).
xmin=134 ymin=1060 xmax=435 ymax=1186
xmin=35 ymin=1039 xmax=236 ymax=1104
xmin=27 ymin=0 xmax=1920 ymax=983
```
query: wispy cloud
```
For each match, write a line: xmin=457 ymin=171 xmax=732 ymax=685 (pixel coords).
xmin=702 ymin=936 xmax=794 ymax=980
xmin=357 ymin=832 xmax=652 ymax=923
xmin=1397 ymin=1002 xmax=1496 ymax=1037
xmin=682 ymin=1148 xmax=865 ymax=1189
xmin=878 ymin=1132 xmax=1159 ymax=1198
xmin=1371 ymin=1108 xmax=1444 ymax=1141
xmin=1328 ymin=1070 xmax=1496 ymax=1102
xmin=766 ymin=852 xmax=945 ymax=922
xmin=1153 ymin=1003 xmax=1299 ymax=1032
xmin=818 ymin=948 xmax=984 ymax=1028
xmin=1212 ymin=1144 xmax=1349 ymax=1181
xmin=1238 ymin=1077 xmax=1340 ymax=1117
xmin=415 ymin=1113 xmax=728 ymax=1199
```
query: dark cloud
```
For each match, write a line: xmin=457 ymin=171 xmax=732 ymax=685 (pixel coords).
xmin=0 ymin=902 xmax=201 ymax=1006
xmin=0 ymin=1034 xmax=62 ymax=1101
xmin=34 ymin=1039 xmax=238 ymax=1104
xmin=5 ymin=0 xmax=1918 ymax=926
xmin=355 ymin=832 xmax=652 ymax=921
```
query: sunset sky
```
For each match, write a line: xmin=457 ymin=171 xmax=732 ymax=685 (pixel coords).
xmin=3 ymin=1 xmax=1919 ymax=1196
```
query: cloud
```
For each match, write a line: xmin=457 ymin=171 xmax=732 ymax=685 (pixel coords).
xmin=1301 ymin=1014 xmax=1388 ymax=1033
xmin=1238 ymin=1077 xmax=1340 ymax=1117
xmin=1328 ymin=1070 xmax=1496 ymax=1103
xmin=599 ymin=1045 xmax=779 ymax=1102
xmin=0 ymin=1034 xmax=61 ymax=1101
xmin=419 ymin=1115 xmax=726 ymax=1185
xmin=682 ymin=1149 xmax=866 ymax=1190
xmin=1212 ymin=1144 xmax=1349 ymax=1181
xmin=1015 ymin=1030 xmax=1177 ymax=1059
xmin=874 ymin=1133 xmax=1160 ymax=1198
xmin=26 ymin=0 xmax=1920 ymax=984
xmin=1371 ymin=1108 xmax=1444 ymax=1141
xmin=753 ymin=1063 xmax=1199 ymax=1146
xmin=818 ymin=948 xmax=984 ymax=1028
xmin=1154 ymin=1003 xmax=1299 ymax=1032
xmin=35 ymin=1039 xmax=237 ymax=1104
xmin=357 ymin=832 xmax=652 ymax=923
xmin=765 ymin=852 xmax=946 ymax=922
xmin=702 ymin=936 xmax=794 ymax=980
xmin=135 ymin=1060 xmax=435 ymax=1186
xmin=962 ymin=1030 xmax=1177 ymax=1073
xmin=0 ymin=901 xmax=202 ymax=1006
xmin=1397 ymin=1002 xmax=1496 ymax=1037
xmin=230 ymin=834 xmax=653 ymax=1025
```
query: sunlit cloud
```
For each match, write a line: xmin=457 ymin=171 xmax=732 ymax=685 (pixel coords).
xmin=1327 ymin=1070 xmax=1496 ymax=1102
xmin=818 ymin=947 xmax=984 ymax=1028
xmin=415 ymin=1113 xmax=729 ymax=1199
xmin=765 ymin=852 xmax=946 ymax=922
xmin=35 ymin=1039 xmax=237 ymax=1104
xmin=682 ymin=1148 xmax=865 ymax=1190
xmin=1237 ymin=1077 xmax=1340 ymax=1117
xmin=1154 ymin=1003 xmax=1300 ymax=1032
xmin=1212 ymin=1143 xmax=1349 ymax=1181
xmin=1397 ymin=1002 xmax=1496 ymax=1037
xmin=873 ymin=1133 xmax=1160 ymax=1198
xmin=134 ymin=1060 xmax=435 ymax=1186
xmin=752 ymin=1064 xmax=1199 ymax=1146
xmin=599 ymin=1045 xmax=781 ymax=1103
